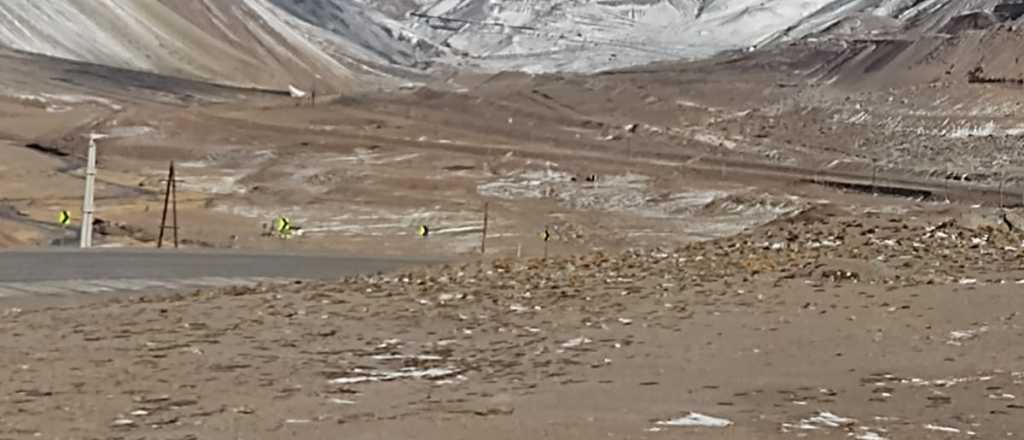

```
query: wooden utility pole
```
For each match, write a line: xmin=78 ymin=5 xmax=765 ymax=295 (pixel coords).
xmin=481 ymin=202 xmax=489 ymax=255
xmin=79 ymin=136 xmax=98 ymax=248
xmin=158 ymin=161 xmax=179 ymax=248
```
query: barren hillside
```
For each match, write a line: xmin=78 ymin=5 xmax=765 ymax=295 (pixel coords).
xmin=0 ymin=0 xmax=1016 ymax=89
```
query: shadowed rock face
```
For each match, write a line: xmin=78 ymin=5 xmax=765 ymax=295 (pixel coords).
xmin=994 ymin=2 xmax=1024 ymax=20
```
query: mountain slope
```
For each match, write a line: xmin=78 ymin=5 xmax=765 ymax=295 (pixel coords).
xmin=0 ymin=0 xmax=1014 ymax=86
xmin=0 ymin=0 xmax=420 ymax=90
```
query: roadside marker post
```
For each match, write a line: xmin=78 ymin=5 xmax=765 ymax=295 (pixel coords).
xmin=542 ymin=226 xmax=551 ymax=260
xmin=275 ymin=217 xmax=292 ymax=238
xmin=871 ymin=159 xmax=878 ymax=196
xmin=481 ymin=202 xmax=489 ymax=255
xmin=58 ymin=210 xmax=71 ymax=247
xmin=945 ymin=175 xmax=950 ymax=203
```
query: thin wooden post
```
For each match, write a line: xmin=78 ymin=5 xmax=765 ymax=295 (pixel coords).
xmin=871 ymin=160 xmax=878 ymax=195
xmin=945 ymin=177 xmax=950 ymax=203
xmin=543 ymin=226 xmax=550 ymax=260
xmin=481 ymin=202 xmax=489 ymax=255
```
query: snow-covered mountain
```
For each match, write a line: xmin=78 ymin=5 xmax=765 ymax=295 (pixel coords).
xmin=406 ymin=0 xmax=1013 ymax=72
xmin=0 ymin=0 xmax=1013 ymax=87
xmin=0 ymin=0 xmax=425 ymax=90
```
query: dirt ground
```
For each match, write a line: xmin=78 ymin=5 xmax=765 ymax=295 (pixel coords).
xmin=5 ymin=206 xmax=1024 ymax=438
xmin=5 ymin=32 xmax=1024 ymax=439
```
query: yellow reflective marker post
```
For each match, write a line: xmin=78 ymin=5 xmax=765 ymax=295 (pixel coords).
xmin=275 ymin=217 xmax=292 ymax=238
xmin=58 ymin=210 xmax=71 ymax=247
xmin=418 ymin=225 xmax=430 ymax=238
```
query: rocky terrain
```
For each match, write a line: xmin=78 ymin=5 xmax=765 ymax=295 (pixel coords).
xmin=6 ymin=206 xmax=1024 ymax=438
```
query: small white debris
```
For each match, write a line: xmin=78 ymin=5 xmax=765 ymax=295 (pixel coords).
xmin=655 ymin=412 xmax=733 ymax=428
xmin=376 ymin=339 xmax=401 ymax=348
xmin=561 ymin=337 xmax=591 ymax=348
xmin=434 ymin=374 xmax=468 ymax=385
xmin=329 ymin=398 xmax=356 ymax=405
xmin=129 ymin=410 xmax=149 ymax=416
xmin=111 ymin=419 xmax=135 ymax=427
xmin=285 ymin=419 xmax=312 ymax=424
xmin=959 ymin=278 xmax=978 ymax=285
xmin=801 ymin=411 xmax=855 ymax=428
xmin=370 ymin=354 xmax=443 ymax=361
xmin=3 ymin=307 xmax=22 ymax=316
xmin=924 ymin=424 xmax=960 ymax=433
xmin=856 ymin=431 xmax=888 ymax=440
xmin=618 ymin=318 xmax=633 ymax=325
xmin=328 ymin=367 xmax=460 ymax=385
xmin=989 ymin=393 xmax=1016 ymax=400
xmin=947 ymin=326 xmax=987 ymax=346
xmin=781 ymin=422 xmax=819 ymax=431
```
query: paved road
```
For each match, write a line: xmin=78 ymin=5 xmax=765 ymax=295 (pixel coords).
xmin=0 ymin=249 xmax=431 ymax=299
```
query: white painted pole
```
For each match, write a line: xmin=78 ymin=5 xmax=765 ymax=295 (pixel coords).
xmin=80 ymin=136 xmax=98 ymax=248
